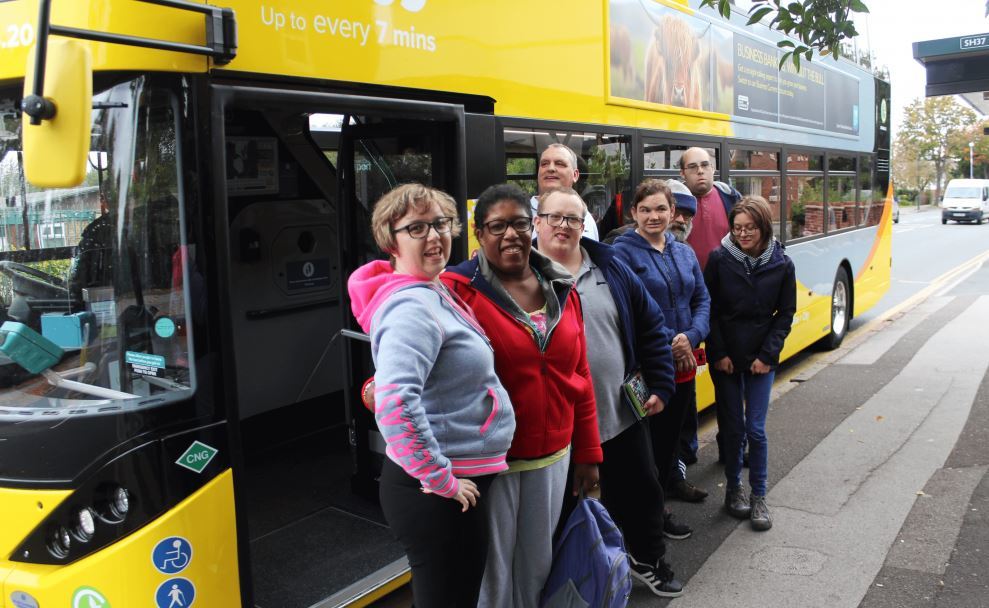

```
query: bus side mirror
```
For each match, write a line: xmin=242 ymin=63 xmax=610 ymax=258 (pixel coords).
xmin=22 ymin=38 xmax=92 ymax=188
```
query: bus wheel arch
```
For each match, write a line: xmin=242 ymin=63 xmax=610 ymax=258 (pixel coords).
xmin=823 ymin=262 xmax=853 ymax=350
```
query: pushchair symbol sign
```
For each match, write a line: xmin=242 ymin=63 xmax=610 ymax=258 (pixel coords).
xmin=153 ymin=536 xmax=193 ymax=574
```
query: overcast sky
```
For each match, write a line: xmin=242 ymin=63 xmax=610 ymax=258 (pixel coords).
xmin=851 ymin=0 xmax=988 ymax=132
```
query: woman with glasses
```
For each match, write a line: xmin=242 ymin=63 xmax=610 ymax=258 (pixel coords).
xmin=443 ymin=183 xmax=602 ymax=608
xmin=347 ymin=183 xmax=516 ymax=607
xmin=703 ymin=195 xmax=796 ymax=531
xmin=533 ymin=187 xmax=684 ymax=598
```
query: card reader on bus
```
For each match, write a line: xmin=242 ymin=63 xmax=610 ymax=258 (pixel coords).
xmin=0 ymin=321 xmax=64 ymax=374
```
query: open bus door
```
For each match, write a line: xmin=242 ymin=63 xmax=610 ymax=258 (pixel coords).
xmin=332 ymin=118 xmax=466 ymax=499
xmin=209 ymin=85 xmax=466 ymax=608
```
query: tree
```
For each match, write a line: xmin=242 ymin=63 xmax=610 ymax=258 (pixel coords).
xmin=947 ymin=119 xmax=989 ymax=180
xmin=699 ymin=0 xmax=870 ymax=70
xmin=899 ymin=97 xmax=979 ymax=204
xmin=891 ymin=135 xmax=935 ymax=202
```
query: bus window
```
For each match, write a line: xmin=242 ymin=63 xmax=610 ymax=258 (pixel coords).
xmin=643 ymin=142 xmax=719 ymax=178
xmin=729 ymin=147 xmax=781 ymax=240
xmin=504 ymin=128 xmax=630 ymax=233
xmin=0 ymin=78 xmax=195 ymax=413
xmin=728 ymin=148 xmax=780 ymax=171
xmin=828 ymin=155 xmax=858 ymax=231
xmin=786 ymin=152 xmax=824 ymax=239
xmin=859 ymin=155 xmax=883 ymax=226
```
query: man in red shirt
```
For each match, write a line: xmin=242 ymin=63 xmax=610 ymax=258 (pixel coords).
xmin=681 ymin=147 xmax=740 ymax=271
xmin=679 ymin=147 xmax=742 ymax=468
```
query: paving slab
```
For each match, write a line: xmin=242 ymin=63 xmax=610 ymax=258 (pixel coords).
xmin=666 ymin=296 xmax=989 ymax=608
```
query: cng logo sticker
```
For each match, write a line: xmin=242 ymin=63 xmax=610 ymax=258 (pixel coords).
xmin=175 ymin=441 xmax=218 ymax=474
xmin=72 ymin=586 xmax=110 ymax=608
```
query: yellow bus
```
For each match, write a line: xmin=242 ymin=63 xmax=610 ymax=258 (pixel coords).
xmin=0 ymin=1 xmax=891 ymax=606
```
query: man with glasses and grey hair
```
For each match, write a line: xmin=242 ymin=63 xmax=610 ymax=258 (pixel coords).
xmin=679 ymin=147 xmax=741 ymax=271
xmin=531 ymin=143 xmax=600 ymax=240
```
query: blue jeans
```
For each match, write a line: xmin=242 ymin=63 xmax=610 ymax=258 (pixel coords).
xmin=712 ymin=368 xmax=774 ymax=496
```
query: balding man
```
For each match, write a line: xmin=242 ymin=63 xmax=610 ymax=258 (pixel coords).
xmin=531 ymin=143 xmax=599 ymax=241
xmin=679 ymin=147 xmax=741 ymax=270
xmin=679 ymin=147 xmax=743 ymax=466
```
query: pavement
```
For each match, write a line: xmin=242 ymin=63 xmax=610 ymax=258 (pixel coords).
xmin=629 ymin=256 xmax=989 ymax=607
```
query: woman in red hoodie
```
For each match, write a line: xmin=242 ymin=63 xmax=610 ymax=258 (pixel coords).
xmin=443 ymin=183 xmax=602 ymax=608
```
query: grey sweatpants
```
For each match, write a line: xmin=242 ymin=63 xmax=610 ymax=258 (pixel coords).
xmin=478 ymin=455 xmax=570 ymax=608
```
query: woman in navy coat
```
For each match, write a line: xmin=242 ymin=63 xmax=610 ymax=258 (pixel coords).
xmin=703 ymin=195 xmax=796 ymax=532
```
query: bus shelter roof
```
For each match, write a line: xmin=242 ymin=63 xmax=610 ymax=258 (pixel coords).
xmin=913 ymin=33 xmax=989 ymax=104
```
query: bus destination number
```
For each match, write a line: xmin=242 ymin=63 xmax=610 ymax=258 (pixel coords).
xmin=960 ymin=36 xmax=988 ymax=50
xmin=2 ymin=24 xmax=34 ymax=49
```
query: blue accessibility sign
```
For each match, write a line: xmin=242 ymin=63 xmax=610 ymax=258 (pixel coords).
xmin=155 ymin=578 xmax=195 ymax=608
xmin=152 ymin=536 xmax=193 ymax=575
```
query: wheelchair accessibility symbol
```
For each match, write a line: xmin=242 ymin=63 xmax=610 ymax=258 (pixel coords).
xmin=152 ymin=536 xmax=193 ymax=575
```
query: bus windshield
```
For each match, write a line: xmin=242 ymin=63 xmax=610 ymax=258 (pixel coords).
xmin=0 ymin=77 xmax=196 ymax=418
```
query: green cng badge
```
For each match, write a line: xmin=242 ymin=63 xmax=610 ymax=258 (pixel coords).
xmin=176 ymin=440 xmax=218 ymax=473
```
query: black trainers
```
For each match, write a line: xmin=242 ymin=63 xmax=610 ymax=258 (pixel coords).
xmin=628 ymin=555 xmax=685 ymax=598
xmin=724 ymin=485 xmax=751 ymax=519
xmin=671 ymin=479 xmax=709 ymax=503
xmin=663 ymin=510 xmax=692 ymax=539
xmin=750 ymin=494 xmax=773 ymax=531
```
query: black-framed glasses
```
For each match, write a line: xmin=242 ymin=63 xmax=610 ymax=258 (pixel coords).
xmin=391 ymin=216 xmax=455 ymax=239
xmin=481 ymin=217 xmax=533 ymax=235
xmin=537 ymin=213 xmax=585 ymax=230
xmin=731 ymin=224 xmax=760 ymax=235
xmin=683 ymin=160 xmax=713 ymax=173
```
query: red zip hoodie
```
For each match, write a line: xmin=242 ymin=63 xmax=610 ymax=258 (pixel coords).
xmin=443 ymin=256 xmax=602 ymax=464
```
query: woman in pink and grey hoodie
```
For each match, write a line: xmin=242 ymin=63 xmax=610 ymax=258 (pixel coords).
xmin=347 ymin=184 xmax=516 ymax=608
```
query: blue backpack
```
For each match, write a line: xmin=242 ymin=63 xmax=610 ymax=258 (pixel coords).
xmin=541 ymin=497 xmax=632 ymax=608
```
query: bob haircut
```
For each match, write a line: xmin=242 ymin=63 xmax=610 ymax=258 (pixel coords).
xmin=633 ymin=179 xmax=672 ymax=207
xmin=729 ymin=195 xmax=774 ymax=251
xmin=473 ymin=183 xmax=532 ymax=228
xmin=536 ymin=186 xmax=588 ymax=215
xmin=370 ymin=183 xmax=461 ymax=253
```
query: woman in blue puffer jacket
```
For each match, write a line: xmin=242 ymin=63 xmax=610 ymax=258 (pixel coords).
xmin=613 ymin=179 xmax=711 ymax=511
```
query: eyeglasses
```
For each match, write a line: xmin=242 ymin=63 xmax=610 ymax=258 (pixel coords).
xmin=537 ymin=213 xmax=585 ymax=230
xmin=391 ymin=216 xmax=455 ymax=239
xmin=683 ymin=161 xmax=713 ymax=173
xmin=481 ymin=217 xmax=533 ymax=235
xmin=732 ymin=224 xmax=760 ymax=235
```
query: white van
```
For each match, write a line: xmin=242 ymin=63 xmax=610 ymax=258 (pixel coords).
xmin=941 ymin=179 xmax=989 ymax=224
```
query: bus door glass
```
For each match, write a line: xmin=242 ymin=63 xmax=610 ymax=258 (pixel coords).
xmin=213 ymin=93 xmax=464 ymax=608
xmin=331 ymin=115 xmax=464 ymax=489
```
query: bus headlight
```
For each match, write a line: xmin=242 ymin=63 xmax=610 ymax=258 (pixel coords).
xmin=48 ymin=526 xmax=71 ymax=558
xmin=73 ymin=507 xmax=96 ymax=542
xmin=110 ymin=486 xmax=129 ymax=519
xmin=94 ymin=485 xmax=130 ymax=524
